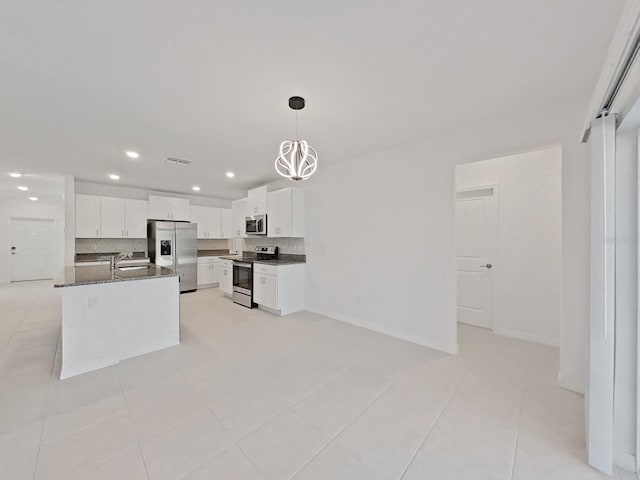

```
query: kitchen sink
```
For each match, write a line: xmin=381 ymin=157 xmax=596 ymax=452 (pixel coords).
xmin=116 ymin=265 xmax=150 ymax=271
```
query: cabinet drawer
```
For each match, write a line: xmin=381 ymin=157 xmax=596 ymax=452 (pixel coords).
xmin=254 ymin=263 xmax=277 ymax=275
xmin=197 ymin=256 xmax=216 ymax=265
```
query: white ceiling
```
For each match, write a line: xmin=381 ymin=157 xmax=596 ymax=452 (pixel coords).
xmin=0 ymin=0 xmax=624 ymax=200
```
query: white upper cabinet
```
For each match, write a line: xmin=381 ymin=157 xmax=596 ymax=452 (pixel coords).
xmin=232 ymin=198 xmax=249 ymax=238
xmin=221 ymin=209 xmax=232 ymax=238
xmin=76 ymin=194 xmax=101 ymax=238
xmin=98 ymin=197 xmax=149 ymax=239
xmin=191 ymin=206 xmax=221 ymax=239
xmin=170 ymin=197 xmax=191 ymax=221
xmin=100 ymin=197 xmax=126 ymax=238
xmin=267 ymin=188 xmax=304 ymax=238
xmin=76 ymin=195 xmax=148 ymax=239
xmin=125 ymin=200 xmax=148 ymax=238
xmin=248 ymin=186 xmax=268 ymax=216
xmin=190 ymin=206 xmax=205 ymax=238
xmin=148 ymin=195 xmax=190 ymax=221
xmin=147 ymin=195 xmax=172 ymax=220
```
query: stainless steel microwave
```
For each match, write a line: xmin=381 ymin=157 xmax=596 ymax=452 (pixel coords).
xmin=245 ymin=214 xmax=267 ymax=235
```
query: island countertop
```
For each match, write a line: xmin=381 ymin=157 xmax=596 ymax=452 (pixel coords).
xmin=54 ymin=264 xmax=178 ymax=288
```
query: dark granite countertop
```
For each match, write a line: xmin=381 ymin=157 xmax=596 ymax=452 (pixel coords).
xmin=54 ymin=264 xmax=178 ymax=288
xmin=198 ymin=249 xmax=231 ymax=257
xmin=253 ymin=259 xmax=306 ymax=266
xmin=217 ymin=254 xmax=245 ymax=261
xmin=217 ymin=253 xmax=306 ymax=266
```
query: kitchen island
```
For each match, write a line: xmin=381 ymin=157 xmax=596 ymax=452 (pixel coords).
xmin=54 ymin=264 xmax=180 ymax=379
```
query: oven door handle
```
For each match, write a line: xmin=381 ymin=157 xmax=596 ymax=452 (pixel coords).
xmin=234 ymin=263 xmax=252 ymax=269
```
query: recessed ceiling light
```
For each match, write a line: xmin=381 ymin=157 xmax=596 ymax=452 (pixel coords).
xmin=192 ymin=186 xmax=200 ymax=192
xmin=9 ymin=172 xmax=21 ymax=178
xmin=17 ymin=186 xmax=28 ymax=191
xmin=125 ymin=151 xmax=140 ymax=159
xmin=28 ymin=197 xmax=38 ymax=201
xmin=109 ymin=174 xmax=120 ymax=180
xmin=226 ymin=172 xmax=235 ymax=178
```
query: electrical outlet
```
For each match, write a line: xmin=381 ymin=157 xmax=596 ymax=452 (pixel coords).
xmin=92 ymin=244 xmax=97 ymax=251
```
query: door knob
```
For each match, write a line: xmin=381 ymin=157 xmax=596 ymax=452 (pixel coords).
xmin=10 ymin=246 xmax=16 ymax=255
xmin=480 ymin=264 xmax=492 ymax=269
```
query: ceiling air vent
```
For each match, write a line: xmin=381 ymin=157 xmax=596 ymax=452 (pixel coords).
xmin=165 ymin=157 xmax=192 ymax=166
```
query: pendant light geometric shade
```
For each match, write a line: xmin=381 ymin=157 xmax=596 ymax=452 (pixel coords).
xmin=275 ymin=97 xmax=318 ymax=181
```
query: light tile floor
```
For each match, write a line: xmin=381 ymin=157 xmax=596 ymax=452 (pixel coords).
xmin=0 ymin=280 xmax=633 ymax=479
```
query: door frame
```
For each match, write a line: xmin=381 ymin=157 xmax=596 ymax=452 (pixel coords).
xmin=7 ymin=216 xmax=57 ymax=282
xmin=455 ymin=184 xmax=501 ymax=332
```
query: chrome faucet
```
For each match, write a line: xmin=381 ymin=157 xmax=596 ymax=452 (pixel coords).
xmin=110 ymin=252 xmax=130 ymax=269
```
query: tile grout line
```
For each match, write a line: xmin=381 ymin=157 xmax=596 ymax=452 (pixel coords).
xmin=508 ymin=385 xmax=527 ymax=480
xmin=115 ymin=371 xmax=152 ymax=480
xmin=8 ymin=286 xmax=40 ymax=347
xmin=31 ymin=284 xmax=60 ymax=480
xmin=398 ymin=384 xmax=458 ymax=480
xmin=285 ymin=378 xmax=398 ymax=480
xmin=166 ymin=346 xmax=360 ymax=480
xmin=171 ymin=360 xmax=267 ymax=480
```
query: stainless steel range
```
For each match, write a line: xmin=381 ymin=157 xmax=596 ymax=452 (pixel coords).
xmin=232 ymin=246 xmax=278 ymax=308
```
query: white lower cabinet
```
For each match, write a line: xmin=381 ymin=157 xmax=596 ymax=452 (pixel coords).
xmin=254 ymin=272 xmax=278 ymax=309
xmin=252 ymin=263 xmax=304 ymax=315
xmin=197 ymin=257 xmax=220 ymax=288
xmin=219 ymin=260 xmax=233 ymax=295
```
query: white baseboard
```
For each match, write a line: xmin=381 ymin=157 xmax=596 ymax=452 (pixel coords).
xmin=615 ymin=452 xmax=637 ymax=473
xmin=306 ymin=308 xmax=459 ymax=355
xmin=492 ymin=327 xmax=559 ymax=347
xmin=556 ymin=372 xmax=585 ymax=395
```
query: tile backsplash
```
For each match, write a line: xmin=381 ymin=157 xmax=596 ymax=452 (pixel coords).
xmin=75 ymin=237 xmax=304 ymax=256
xmin=197 ymin=239 xmax=231 ymax=251
xmin=241 ymin=237 xmax=305 ymax=254
xmin=75 ymin=238 xmax=147 ymax=255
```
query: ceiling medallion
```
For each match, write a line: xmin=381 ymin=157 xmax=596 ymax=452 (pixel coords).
xmin=275 ymin=96 xmax=318 ymax=181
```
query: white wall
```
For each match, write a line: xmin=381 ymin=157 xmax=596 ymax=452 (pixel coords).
xmin=0 ymin=194 xmax=66 ymax=283
xmin=288 ymin=98 xmax=590 ymax=371
xmin=74 ymin=181 xmax=232 ymax=208
xmin=455 ymin=146 xmax=562 ymax=345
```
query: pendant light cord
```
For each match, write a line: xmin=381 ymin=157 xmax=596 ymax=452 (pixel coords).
xmin=295 ymin=111 xmax=299 ymax=140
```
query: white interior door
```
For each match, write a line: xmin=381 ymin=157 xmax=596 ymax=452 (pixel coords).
xmin=9 ymin=217 xmax=57 ymax=282
xmin=456 ymin=190 xmax=498 ymax=329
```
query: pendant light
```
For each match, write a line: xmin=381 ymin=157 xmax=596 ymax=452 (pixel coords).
xmin=275 ymin=96 xmax=318 ymax=181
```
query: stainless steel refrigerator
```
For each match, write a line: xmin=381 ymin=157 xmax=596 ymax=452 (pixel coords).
xmin=147 ymin=221 xmax=197 ymax=292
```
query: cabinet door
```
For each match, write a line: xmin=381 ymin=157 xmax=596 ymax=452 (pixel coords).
xmin=125 ymin=200 xmax=148 ymax=238
xmin=75 ymin=194 xmax=102 ymax=238
xmin=253 ymin=273 xmax=264 ymax=305
xmin=208 ymin=207 xmax=222 ymax=238
xmin=211 ymin=261 xmax=221 ymax=284
xmin=197 ymin=263 xmax=210 ymax=287
xmin=267 ymin=191 xmax=279 ymax=237
xmin=254 ymin=273 xmax=278 ymax=309
xmin=232 ymin=198 xmax=249 ymax=238
xmin=248 ymin=186 xmax=268 ymax=215
xmin=268 ymin=188 xmax=292 ymax=237
xmin=170 ymin=198 xmax=191 ymax=221
xmin=100 ymin=197 xmax=126 ymax=238
xmin=220 ymin=209 xmax=232 ymax=238
xmin=148 ymin=196 xmax=172 ymax=220
xmin=220 ymin=265 xmax=233 ymax=294
xmin=191 ymin=206 xmax=207 ymax=238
